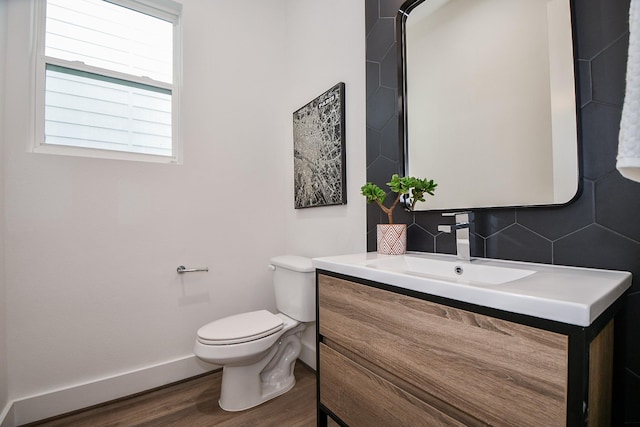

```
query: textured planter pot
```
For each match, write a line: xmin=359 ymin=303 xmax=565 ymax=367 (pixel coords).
xmin=376 ymin=224 xmax=407 ymax=255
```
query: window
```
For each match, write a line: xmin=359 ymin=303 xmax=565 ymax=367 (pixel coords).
xmin=33 ymin=0 xmax=182 ymax=163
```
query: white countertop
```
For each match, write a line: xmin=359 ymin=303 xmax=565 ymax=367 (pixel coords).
xmin=312 ymin=252 xmax=632 ymax=327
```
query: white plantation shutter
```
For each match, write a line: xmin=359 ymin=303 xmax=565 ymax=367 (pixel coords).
xmin=36 ymin=0 xmax=181 ymax=161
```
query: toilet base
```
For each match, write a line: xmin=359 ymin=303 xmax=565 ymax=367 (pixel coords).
xmin=218 ymin=324 xmax=305 ymax=411
xmin=219 ymin=374 xmax=296 ymax=412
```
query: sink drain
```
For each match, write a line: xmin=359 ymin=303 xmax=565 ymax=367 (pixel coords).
xmin=454 ymin=266 xmax=464 ymax=275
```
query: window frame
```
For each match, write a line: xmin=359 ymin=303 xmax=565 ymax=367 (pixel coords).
xmin=32 ymin=0 xmax=183 ymax=164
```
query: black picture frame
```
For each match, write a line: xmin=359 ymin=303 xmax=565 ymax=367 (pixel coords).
xmin=293 ymin=82 xmax=347 ymax=209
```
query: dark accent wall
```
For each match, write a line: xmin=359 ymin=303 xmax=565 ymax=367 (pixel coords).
xmin=365 ymin=0 xmax=640 ymax=424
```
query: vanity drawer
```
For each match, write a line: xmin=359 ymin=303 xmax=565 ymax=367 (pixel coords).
xmin=319 ymin=343 xmax=465 ymax=427
xmin=318 ymin=273 xmax=569 ymax=426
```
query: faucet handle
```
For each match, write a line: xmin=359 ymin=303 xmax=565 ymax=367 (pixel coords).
xmin=437 ymin=224 xmax=453 ymax=233
xmin=442 ymin=211 xmax=474 ymax=223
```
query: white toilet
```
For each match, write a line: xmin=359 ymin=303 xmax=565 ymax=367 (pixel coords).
xmin=193 ymin=255 xmax=315 ymax=412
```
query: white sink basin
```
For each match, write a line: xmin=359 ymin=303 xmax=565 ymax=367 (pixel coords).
xmin=365 ymin=255 xmax=535 ymax=285
xmin=312 ymin=252 xmax=632 ymax=327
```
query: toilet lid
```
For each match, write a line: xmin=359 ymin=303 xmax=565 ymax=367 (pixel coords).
xmin=197 ymin=310 xmax=284 ymax=345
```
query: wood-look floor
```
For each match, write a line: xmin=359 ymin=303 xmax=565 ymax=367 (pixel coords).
xmin=27 ymin=363 xmax=317 ymax=427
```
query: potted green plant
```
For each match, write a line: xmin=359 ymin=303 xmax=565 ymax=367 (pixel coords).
xmin=361 ymin=174 xmax=437 ymax=255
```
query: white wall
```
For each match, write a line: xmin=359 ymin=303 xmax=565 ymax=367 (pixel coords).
xmin=282 ymin=0 xmax=366 ymax=366
xmin=0 ymin=0 xmax=9 ymax=419
xmin=1 ymin=0 xmax=366 ymax=424
xmin=283 ymin=0 xmax=367 ymax=257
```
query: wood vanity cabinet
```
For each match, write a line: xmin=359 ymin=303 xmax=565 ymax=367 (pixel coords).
xmin=316 ymin=271 xmax=618 ymax=427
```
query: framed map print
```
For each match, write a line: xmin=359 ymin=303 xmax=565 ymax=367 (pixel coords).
xmin=293 ymin=83 xmax=346 ymax=209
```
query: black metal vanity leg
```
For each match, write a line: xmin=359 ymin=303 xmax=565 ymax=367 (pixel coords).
xmin=317 ymin=408 xmax=328 ymax=427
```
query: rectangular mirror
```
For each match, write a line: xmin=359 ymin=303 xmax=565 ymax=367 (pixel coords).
xmin=400 ymin=0 xmax=580 ymax=210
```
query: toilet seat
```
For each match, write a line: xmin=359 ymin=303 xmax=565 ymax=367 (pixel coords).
xmin=197 ymin=310 xmax=284 ymax=345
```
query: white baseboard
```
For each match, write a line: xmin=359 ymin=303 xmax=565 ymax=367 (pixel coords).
xmin=1 ymin=345 xmax=317 ymax=426
xmin=299 ymin=322 xmax=317 ymax=370
xmin=299 ymin=339 xmax=316 ymax=370
xmin=7 ymin=355 xmax=216 ymax=426
xmin=0 ymin=403 xmax=15 ymax=427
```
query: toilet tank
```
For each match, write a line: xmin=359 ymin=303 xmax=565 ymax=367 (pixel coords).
xmin=269 ymin=255 xmax=315 ymax=322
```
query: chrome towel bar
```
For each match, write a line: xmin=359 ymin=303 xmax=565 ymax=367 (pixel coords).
xmin=177 ymin=265 xmax=209 ymax=274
